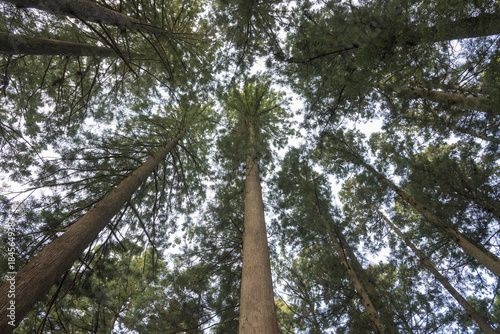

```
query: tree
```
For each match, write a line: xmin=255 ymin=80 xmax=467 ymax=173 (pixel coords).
xmin=0 ymin=99 xmax=215 ymax=331
xmin=4 ymin=0 xmax=183 ymax=35
xmin=219 ymin=75 xmax=291 ymax=333
xmin=273 ymin=148 xmax=400 ymax=333
xmin=318 ymin=129 xmax=500 ymax=279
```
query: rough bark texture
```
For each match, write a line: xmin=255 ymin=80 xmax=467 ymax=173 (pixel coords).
xmin=0 ymin=132 xmax=183 ymax=333
xmin=0 ymin=31 xmax=121 ymax=57
xmin=359 ymin=160 xmax=500 ymax=278
xmin=374 ymin=206 xmax=499 ymax=334
xmin=312 ymin=201 xmax=386 ymax=334
xmin=5 ymin=0 xmax=168 ymax=35
xmin=239 ymin=123 xmax=279 ymax=334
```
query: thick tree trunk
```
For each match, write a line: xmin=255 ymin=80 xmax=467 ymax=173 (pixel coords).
xmin=5 ymin=0 xmax=169 ymax=35
xmin=0 ymin=31 xmax=126 ymax=57
xmin=357 ymin=159 xmax=500 ymax=278
xmin=311 ymin=201 xmax=387 ymax=334
xmin=239 ymin=123 xmax=279 ymax=334
xmin=0 ymin=131 xmax=183 ymax=333
xmin=374 ymin=206 xmax=499 ymax=334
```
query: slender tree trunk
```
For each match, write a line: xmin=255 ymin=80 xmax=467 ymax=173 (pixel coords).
xmin=239 ymin=122 xmax=279 ymax=333
xmin=4 ymin=0 xmax=170 ymax=35
xmin=0 ymin=31 xmax=130 ymax=57
xmin=355 ymin=157 xmax=500 ymax=278
xmin=0 ymin=131 xmax=183 ymax=333
xmin=311 ymin=201 xmax=387 ymax=334
xmin=373 ymin=206 xmax=499 ymax=334
xmin=335 ymin=229 xmax=399 ymax=334
xmin=376 ymin=83 xmax=491 ymax=113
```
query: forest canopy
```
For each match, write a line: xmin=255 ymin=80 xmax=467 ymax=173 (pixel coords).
xmin=0 ymin=0 xmax=499 ymax=333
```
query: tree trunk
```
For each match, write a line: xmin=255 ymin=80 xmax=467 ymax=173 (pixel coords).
xmin=0 ymin=130 xmax=183 ymax=333
xmin=373 ymin=206 xmax=499 ymax=334
xmin=376 ymin=83 xmax=491 ymax=113
xmin=0 ymin=31 xmax=129 ymax=57
xmin=5 ymin=0 xmax=170 ymax=35
xmin=399 ymin=111 xmax=500 ymax=144
xmin=311 ymin=201 xmax=387 ymax=334
xmin=239 ymin=122 xmax=279 ymax=333
xmin=356 ymin=158 xmax=500 ymax=278
xmin=423 ymin=12 xmax=500 ymax=42
xmin=335 ymin=228 xmax=399 ymax=334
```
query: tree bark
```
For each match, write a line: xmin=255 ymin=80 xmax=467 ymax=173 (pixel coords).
xmin=0 ymin=31 xmax=127 ymax=57
xmin=0 ymin=130 xmax=183 ymax=333
xmin=311 ymin=201 xmax=387 ymax=334
xmin=239 ymin=122 xmax=279 ymax=334
xmin=373 ymin=206 xmax=499 ymax=334
xmin=376 ymin=83 xmax=492 ymax=113
xmin=421 ymin=12 xmax=500 ymax=42
xmin=5 ymin=0 xmax=170 ymax=35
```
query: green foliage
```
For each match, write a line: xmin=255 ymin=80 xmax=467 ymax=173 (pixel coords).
xmin=1 ymin=0 xmax=500 ymax=333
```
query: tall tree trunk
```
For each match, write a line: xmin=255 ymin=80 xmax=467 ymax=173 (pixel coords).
xmin=311 ymin=200 xmax=387 ymax=334
xmin=239 ymin=122 xmax=279 ymax=333
xmin=353 ymin=156 xmax=500 ymax=278
xmin=376 ymin=83 xmax=492 ymax=113
xmin=0 ymin=31 xmax=134 ymax=57
xmin=4 ymin=0 xmax=171 ymax=35
xmin=373 ymin=206 xmax=499 ymax=334
xmin=0 ymin=130 xmax=183 ymax=333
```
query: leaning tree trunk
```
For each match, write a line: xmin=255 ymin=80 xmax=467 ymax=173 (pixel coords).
xmin=4 ymin=0 xmax=170 ymax=35
xmin=311 ymin=200 xmax=388 ymax=334
xmin=0 ymin=32 xmax=134 ymax=57
xmin=335 ymin=227 xmax=399 ymax=334
xmin=351 ymin=157 xmax=500 ymax=278
xmin=239 ymin=122 xmax=279 ymax=334
xmin=373 ymin=206 xmax=499 ymax=334
xmin=0 ymin=130 xmax=184 ymax=333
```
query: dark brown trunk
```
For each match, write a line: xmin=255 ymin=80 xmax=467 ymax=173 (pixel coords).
xmin=0 ymin=31 xmax=128 ymax=57
xmin=239 ymin=123 xmax=279 ymax=333
xmin=0 ymin=131 xmax=183 ymax=333
xmin=374 ymin=206 xmax=499 ymax=334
